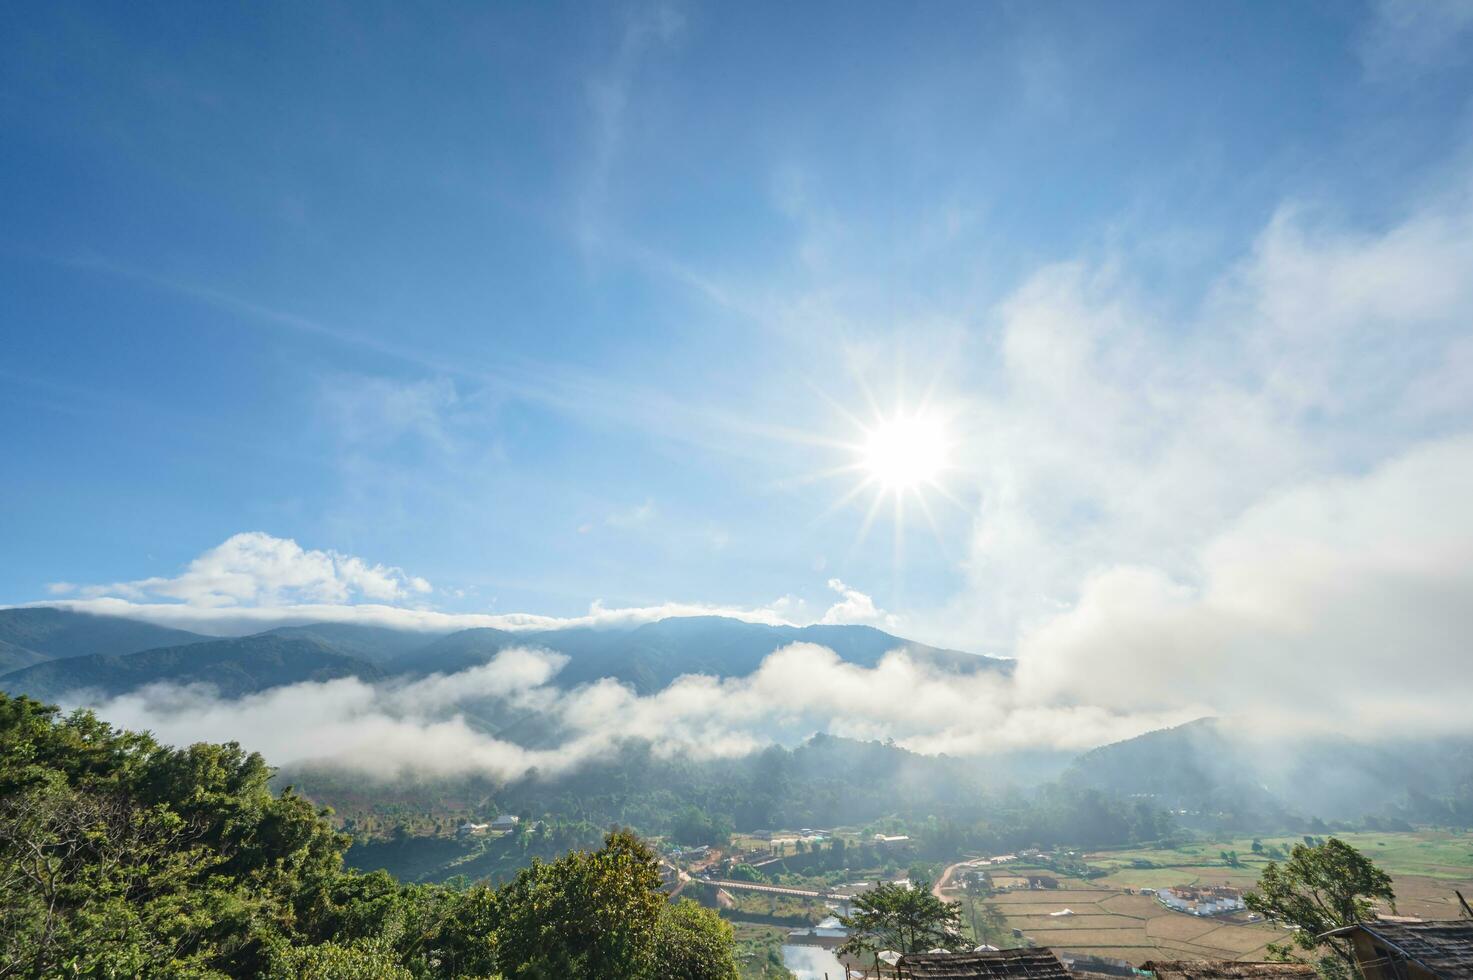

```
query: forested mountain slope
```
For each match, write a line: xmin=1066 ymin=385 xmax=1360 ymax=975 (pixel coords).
xmin=0 ymin=634 xmax=383 ymax=701
xmin=0 ymin=607 xmax=208 ymax=672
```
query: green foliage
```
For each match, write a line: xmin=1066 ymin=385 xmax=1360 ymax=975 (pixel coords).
xmin=1244 ymin=837 xmax=1396 ymax=972
xmin=0 ymin=694 xmax=739 ymax=980
xmin=838 ymin=879 xmax=966 ymax=958
xmin=294 ymin=733 xmax=1174 ymax=866
xmin=654 ymin=901 xmax=741 ymax=980
xmin=494 ymin=829 xmax=665 ymax=978
xmin=672 ymin=804 xmax=735 ymax=847
xmin=726 ymin=862 xmax=769 ymax=883
xmin=494 ymin=830 xmax=740 ymax=979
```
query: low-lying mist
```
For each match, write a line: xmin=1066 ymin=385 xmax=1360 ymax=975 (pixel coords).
xmin=79 ymin=642 xmax=1194 ymax=783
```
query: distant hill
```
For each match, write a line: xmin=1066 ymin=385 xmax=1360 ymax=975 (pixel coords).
xmin=1065 ymin=717 xmax=1473 ymax=827
xmin=0 ymin=608 xmax=1006 ymax=708
xmin=260 ymin=622 xmax=448 ymax=665
xmin=0 ymin=634 xmax=383 ymax=702
xmin=397 ymin=616 xmax=1008 ymax=693
xmin=0 ymin=638 xmax=52 ymax=675
xmin=0 ymin=607 xmax=209 ymax=672
xmin=391 ymin=626 xmax=525 ymax=677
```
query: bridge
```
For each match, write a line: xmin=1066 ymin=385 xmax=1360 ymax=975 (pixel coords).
xmin=702 ymin=878 xmax=852 ymax=903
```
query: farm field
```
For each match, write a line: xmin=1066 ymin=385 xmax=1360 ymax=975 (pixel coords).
xmin=1085 ymin=830 xmax=1473 ymax=919
xmin=971 ymin=833 xmax=1473 ymax=966
xmin=984 ymin=879 xmax=1286 ymax=965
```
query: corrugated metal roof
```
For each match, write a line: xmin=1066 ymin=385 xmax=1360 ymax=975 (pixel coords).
xmin=1143 ymin=960 xmax=1318 ymax=980
xmin=1330 ymin=919 xmax=1473 ymax=979
xmin=898 ymin=947 xmax=1073 ymax=979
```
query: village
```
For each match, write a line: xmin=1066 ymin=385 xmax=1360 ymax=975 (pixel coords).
xmin=644 ymin=828 xmax=1473 ymax=980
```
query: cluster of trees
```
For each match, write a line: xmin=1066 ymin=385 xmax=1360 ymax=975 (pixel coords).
xmin=0 ymin=694 xmax=739 ymax=978
xmin=292 ymin=734 xmax=1175 ymax=873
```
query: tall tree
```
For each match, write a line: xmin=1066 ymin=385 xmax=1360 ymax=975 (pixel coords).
xmin=494 ymin=829 xmax=666 ymax=979
xmin=1245 ymin=837 xmax=1395 ymax=975
xmin=653 ymin=900 xmax=741 ymax=980
xmin=838 ymin=879 xmax=966 ymax=964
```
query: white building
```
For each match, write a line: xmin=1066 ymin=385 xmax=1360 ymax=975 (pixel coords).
xmin=490 ymin=814 xmax=521 ymax=833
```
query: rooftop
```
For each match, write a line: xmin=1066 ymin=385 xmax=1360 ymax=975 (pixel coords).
xmin=1325 ymin=918 xmax=1473 ymax=978
xmin=897 ymin=947 xmax=1072 ymax=980
xmin=1143 ymin=961 xmax=1318 ymax=980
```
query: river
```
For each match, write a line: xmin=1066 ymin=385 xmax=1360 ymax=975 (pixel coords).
xmin=781 ymin=943 xmax=847 ymax=979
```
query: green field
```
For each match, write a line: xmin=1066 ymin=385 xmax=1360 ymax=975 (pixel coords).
xmin=1090 ymin=831 xmax=1473 ymax=879
xmin=1084 ymin=830 xmax=1473 ymax=919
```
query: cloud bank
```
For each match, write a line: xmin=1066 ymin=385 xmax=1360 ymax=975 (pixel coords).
xmin=27 ymin=532 xmax=900 ymax=637
xmin=81 ymin=643 xmax=1194 ymax=783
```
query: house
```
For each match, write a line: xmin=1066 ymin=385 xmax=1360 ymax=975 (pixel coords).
xmin=1158 ymin=886 xmax=1245 ymax=916
xmin=895 ymin=947 xmax=1071 ymax=980
xmin=457 ymin=821 xmax=489 ymax=836
xmin=489 ymin=814 xmax=520 ymax=833
xmin=875 ymin=833 xmax=911 ymax=845
xmin=1143 ymin=960 xmax=1317 ymax=980
xmin=1322 ymin=918 xmax=1473 ymax=980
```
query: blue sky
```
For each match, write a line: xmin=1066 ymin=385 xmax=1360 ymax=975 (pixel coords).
xmin=4 ymin=1 xmax=1473 ymax=663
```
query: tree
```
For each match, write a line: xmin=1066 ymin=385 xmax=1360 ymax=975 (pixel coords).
xmin=1244 ymin=837 xmax=1395 ymax=975
xmin=653 ymin=901 xmax=740 ymax=980
xmin=495 ymin=829 xmax=666 ymax=979
xmin=0 ymin=694 xmax=741 ymax=980
xmin=838 ymin=879 xmax=966 ymax=964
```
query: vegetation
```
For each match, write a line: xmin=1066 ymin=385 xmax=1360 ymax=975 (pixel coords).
xmin=1245 ymin=837 xmax=1397 ymax=975
xmin=295 ymin=734 xmax=1177 ymax=885
xmin=838 ymin=879 xmax=966 ymax=961
xmin=0 ymin=693 xmax=738 ymax=979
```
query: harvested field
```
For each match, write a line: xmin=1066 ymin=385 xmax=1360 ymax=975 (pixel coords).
xmin=1007 ymin=915 xmax=1132 ymax=930
xmin=993 ymin=889 xmax=1118 ymax=904
xmin=988 ymin=876 xmax=1286 ymax=966
xmin=1192 ymin=925 xmax=1279 ymax=954
xmin=1023 ymin=928 xmax=1153 ymax=947
xmin=980 ymin=832 xmax=1472 ymax=966
xmin=1098 ymin=894 xmax=1167 ymax=917
xmin=1143 ymin=915 xmax=1224 ymax=942
xmin=992 ymin=903 xmax=1107 ymax=916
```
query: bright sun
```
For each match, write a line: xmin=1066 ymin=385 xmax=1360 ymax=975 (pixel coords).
xmin=860 ymin=412 xmax=951 ymax=491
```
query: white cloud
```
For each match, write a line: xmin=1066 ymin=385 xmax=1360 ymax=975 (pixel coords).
xmin=77 ymin=642 xmax=1190 ymax=783
xmin=70 ymin=532 xmax=433 ymax=609
xmin=820 ymin=578 xmax=898 ymax=628
xmin=943 ymin=188 xmax=1473 ymax=657
xmin=1012 ymin=434 xmax=1473 ymax=735
xmin=27 ymin=592 xmax=811 ymax=637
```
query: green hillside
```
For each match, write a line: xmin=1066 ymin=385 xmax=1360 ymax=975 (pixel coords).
xmin=0 ymin=634 xmax=384 ymax=701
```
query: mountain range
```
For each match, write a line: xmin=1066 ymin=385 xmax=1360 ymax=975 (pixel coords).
xmin=0 ymin=607 xmax=1007 ymax=703
xmin=5 ymin=608 xmax=1468 ymax=827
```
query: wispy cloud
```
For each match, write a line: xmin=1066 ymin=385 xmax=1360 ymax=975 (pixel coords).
xmin=577 ymin=2 xmax=686 ymax=249
xmin=1359 ymin=0 xmax=1473 ymax=78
